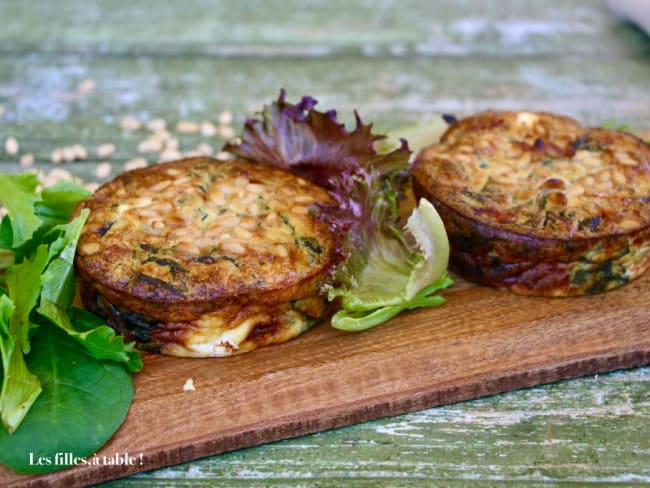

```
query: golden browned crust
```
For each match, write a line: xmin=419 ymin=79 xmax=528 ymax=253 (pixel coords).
xmin=76 ymin=157 xmax=339 ymax=321
xmin=412 ymin=111 xmax=650 ymax=295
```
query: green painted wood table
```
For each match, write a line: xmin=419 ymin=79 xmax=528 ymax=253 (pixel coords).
xmin=1 ymin=0 xmax=649 ymax=486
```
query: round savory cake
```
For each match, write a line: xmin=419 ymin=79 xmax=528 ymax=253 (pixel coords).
xmin=75 ymin=157 xmax=340 ymax=356
xmin=412 ymin=111 xmax=650 ymax=296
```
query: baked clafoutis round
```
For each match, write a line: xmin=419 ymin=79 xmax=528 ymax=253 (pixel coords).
xmin=412 ymin=111 xmax=650 ymax=296
xmin=75 ymin=157 xmax=340 ymax=356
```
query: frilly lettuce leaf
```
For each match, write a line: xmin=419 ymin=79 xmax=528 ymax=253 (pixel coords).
xmin=226 ymin=91 xmax=452 ymax=331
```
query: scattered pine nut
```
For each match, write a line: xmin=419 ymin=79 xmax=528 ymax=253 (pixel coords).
xmin=146 ymin=118 xmax=167 ymax=131
xmin=4 ymin=136 xmax=19 ymax=155
xmin=124 ymin=157 xmax=148 ymax=171
xmin=195 ymin=143 xmax=213 ymax=156
xmin=77 ymin=78 xmax=96 ymax=94
xmin=120 ymin=116 xmax=141 ymax=131
xmin=218 ymin=125 xmax=236 ymax=139
xmin=51 ymin=148 xmax=63 ymax=163
xmin=72 ymin=144 xmax=88 ymax=160
xmin=85 ymin=182 xmax=100 ymax=193
xmin=165 ymin=137 xmax=180 ymax=150
xmin=96 ymin=143 xmax=116 ymax=158
xmin=95 ymin=162 xmax=112 ymax=179
xmin=176 ymin=120 xmax=200 ymax=134
xmin=61 ymin=146 xmax=76 ymax=162
xmin=159 ymin=148 xmax=182 ymax=162
xmin=215 ymin=151 xmax=231 ymax=160
xmin=20 ymin=153 xmax=34 ymax=167
xmin=200 ymin=121 xmax=218 ymax=137
xmin=218 ymin=110 xmax=233 ymax=125
xmin=151 ymin=129 xmax=171 ymax=142
xmin=137 ymin=137 xmax=163 ymax=154
xmin=41 ymin=168 xmax=73 ymax=186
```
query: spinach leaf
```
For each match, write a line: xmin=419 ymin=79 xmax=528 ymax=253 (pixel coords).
xmin=37 ymin=302 xmax=143 ymax=372
xmin=0 ymin=326 xmax=133 ymax=474
xmin=35 ymin=181 xmax=91 ymax=230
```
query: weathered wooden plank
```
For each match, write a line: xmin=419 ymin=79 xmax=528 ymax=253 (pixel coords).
xmin=1 ymin=0 xmax=648 ymax=57
xmin=96 ymin=368 xmax=649 ymax=486
xmin=2 ymin=53 xmax=650 ymax=170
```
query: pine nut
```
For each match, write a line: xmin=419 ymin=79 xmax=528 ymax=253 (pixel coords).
xmin=120 ymin=116 xmax=141 ymax=131
xmin=221 ymin=241 xmax=245 ymax=254
xmin=96 ymin=143 xmax=116 ymax=158
xmin=265 ymin=212 xmax=278 ymax=225
xmin=150 ymin=180 xmax=172 ymax=192
xmin=234 ymin=175 xmax=249 ymax=187
xmin=200 ymin=121 xmax=218 ymax=137
xmin=20 ymin=153 xmax=34 ymax=167
xmin=95 ymin=162 xmax=112 ymax=179
xmin=4 ymin=137 xmax=19 ymax=155
xmin=160 ymin=149 xmax=182 ymax=162
xmin=177 ymin=241 xmax=201 ymax=256
xmin=146 ymin=118 xmax=167 ymax=131
xmin=77 ymin=78 xmax=96 ymax=94
xmin=616 ymin=151 xmax=639 ymax=166
xmin=195 ymin=143 xmax=213 ymax=156
xmin=219 ymin=216 xmax=240 ymax=228
xmin=51 ymin=148 xmax=63 ymax=163
xmin=218 ymin=111 xmax=233 ymax=125
xmin=218 ymin=125 xmax=236 ymax=139
xmin=137 ymin=137 xmax=163 ymax=154
xmin=274 ymin=244 xmax=288 ymax=258
xmin=210 ymin=190 xmax=226 ymax=206
xmin=81 ymin=242 xmax=100 ymax=254
xmin=620 ymin=219 xmax=640 ymax=231
xmin=233 ymin=227 xmax=253 ymax=240
xmin=240 ymin=217 xmax=257 ymax=230
xmin=177 ymin=120 xmax=200 ymax=134
xmin=293 ymin=194 xmax=314 ymax=204
xmin=291 ymin=205 xmax=309 ymax=215
xmin=124 ymin=158 xmax=148 ymax=171
xmin=246 ymin=183 xmax=265 ymax=193
xmin=248 ymin=202 xmax=260 ymax=216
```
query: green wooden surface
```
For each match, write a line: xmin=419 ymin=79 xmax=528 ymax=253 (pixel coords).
xmin=1 ymin=0 xmax=649 ymax=486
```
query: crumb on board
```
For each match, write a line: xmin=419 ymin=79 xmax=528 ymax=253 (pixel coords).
xmin=183 ymin=378 xmax=196 ymax=392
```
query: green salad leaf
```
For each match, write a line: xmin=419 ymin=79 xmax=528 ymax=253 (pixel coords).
xmin=0 ymin=173 xmax=42 ymax=249
xmin=329 ymin=198 xmax=452 ymax=330
xmin=226 ymin=91 xmax=452 ymax=331
xmin=0 ymin=326 xmax=134 ymax=474
xmin=0 ymin=294 xmax=42 ymax=435
xmin=0 ymin=171 xmax=142 ymax=473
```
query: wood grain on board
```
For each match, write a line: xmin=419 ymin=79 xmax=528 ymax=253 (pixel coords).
xmin=2 ymin=272 xmax=649 ymax=488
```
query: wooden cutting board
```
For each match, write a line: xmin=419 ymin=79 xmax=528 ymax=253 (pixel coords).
xmin=2 ymin=273 xmax=649 ymax=487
